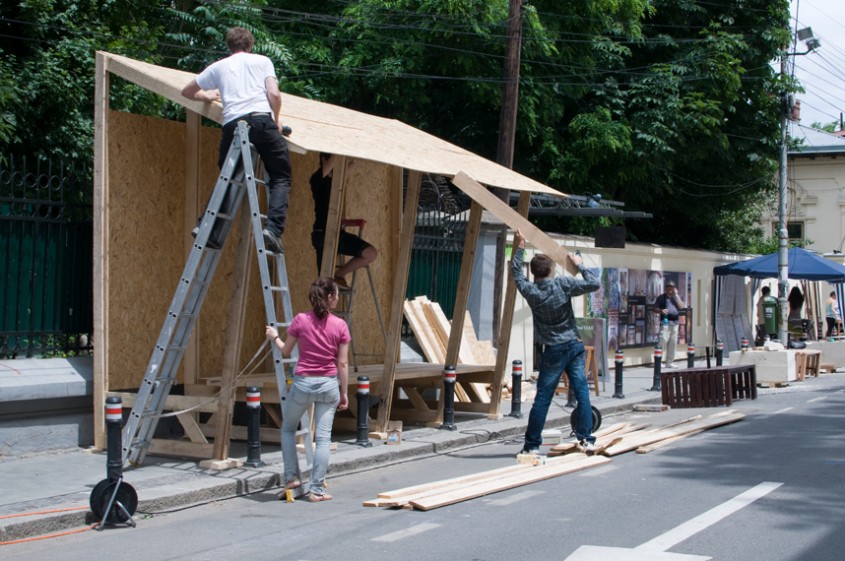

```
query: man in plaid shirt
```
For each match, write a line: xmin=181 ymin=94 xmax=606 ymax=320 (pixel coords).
xmin=511 ymin=229 xmax=601 ymax=454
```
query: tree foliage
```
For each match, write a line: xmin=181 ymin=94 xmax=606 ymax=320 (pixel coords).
xmin=0 ymin=0 xmax=795 ymax=252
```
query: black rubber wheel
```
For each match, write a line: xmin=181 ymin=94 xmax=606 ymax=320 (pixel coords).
xmin=570 ymin=405 xmax=602 ymax=433
xmin=90 ymin=479 xmax=138 ymax=523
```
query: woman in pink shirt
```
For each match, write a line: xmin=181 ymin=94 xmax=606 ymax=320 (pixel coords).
xmin=266 ymin=277 xmax=350 ymax=502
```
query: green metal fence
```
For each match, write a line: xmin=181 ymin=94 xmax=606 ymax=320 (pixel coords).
xmin=0 ymin=155 xmax=93 ymax=358
xmin=405 ymin=175 xmax=470 ymax=321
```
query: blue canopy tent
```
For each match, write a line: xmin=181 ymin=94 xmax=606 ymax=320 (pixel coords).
xmin=713 ymin=247 xmax=845 ymax=281
xmin=713 ymin=248 xmax=845 ymax=350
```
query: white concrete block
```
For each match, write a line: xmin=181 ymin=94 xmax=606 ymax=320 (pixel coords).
xmin=729 ymin=349 xmax=797 ymax=383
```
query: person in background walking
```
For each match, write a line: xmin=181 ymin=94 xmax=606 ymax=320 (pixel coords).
xmin=510 ymin=229 xmax=601 ymax=454
xmin=182 ymin=26 xmax=292 ymax=254
xmin=266 ymin=277 xmax=349 ymax=502
xmin=826 ymin=291 xmax=841 ymax=337
xmin=654 ymin=280 xmax=685 ymax=368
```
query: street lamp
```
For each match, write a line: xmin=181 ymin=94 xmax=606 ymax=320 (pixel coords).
xmin=777 ymin=26 xmax=819 ymax=343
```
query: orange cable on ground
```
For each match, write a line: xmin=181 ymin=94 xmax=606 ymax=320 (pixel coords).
xmin=0 ymin=524 xmax=96 ymax=545
xmin=0 ymin=506 xmax=88 ymax=520
xmin=0 ymin=506 xmax=93 ymax=546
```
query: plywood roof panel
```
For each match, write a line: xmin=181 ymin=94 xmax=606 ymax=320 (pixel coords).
xmin=101 ymin=51 xmax=565 ymax=197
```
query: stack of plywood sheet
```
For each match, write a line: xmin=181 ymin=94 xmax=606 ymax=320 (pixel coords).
xmin=364 ymin=411 xmax=744 ymax=510
xmin=403 ymin=296 xmax=496 ymax=366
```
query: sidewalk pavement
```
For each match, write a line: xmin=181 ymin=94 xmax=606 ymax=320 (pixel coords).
xmin=0 ymin=361 xmax=716 ymax=542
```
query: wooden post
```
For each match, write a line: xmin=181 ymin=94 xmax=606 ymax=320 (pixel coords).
xmin=210 ymin=208 xmax=253 ymax=460
xmin=489 ymin=191 xmax=531 ymax=417
xmin=93 ymin=52 xmax=110 ymax=450
xmin=319 ymin=155 xmax=347 ymax=278
xmin=376 ymin=171 xmax=422 ymax=432
xmin=438 ymin=200 xmax=483 ymax=422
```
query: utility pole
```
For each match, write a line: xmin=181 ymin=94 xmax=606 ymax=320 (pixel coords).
xmin=777 ymin=50 xmax=789 ymax=344
xmin=491 ymin=0 xmax=523 ymax=342
xmin=776 ymin=24 xmax=819 ymax=343
xmin=496 ymin=0 xmax=523 ymax=170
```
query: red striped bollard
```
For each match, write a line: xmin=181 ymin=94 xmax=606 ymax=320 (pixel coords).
xmin=244 ymin=386 xmax=265 ymax=468
xmin=105 ymin=396 xmax=124 ymax=481
xmin=613 ymin=349 xmax=625 ymax=399
xmin=716 ymin=339 xmax=724 ymax=366
xmin=356 ymin=375 xmax=373 ymax=447
xmin=440 ymin=365 xmax=457 ymax=431
xmin=650 ymin=344 xmax=663 ymax=391
xmin=741 ymin=336 xmax=749 ymax=352
xmin=509 ymin=360 xmax=523 ymax=418
xmin=687 ymin=342 xmax=695 ymax=368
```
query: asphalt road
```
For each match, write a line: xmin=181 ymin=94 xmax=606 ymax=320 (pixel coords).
xmin=5 ymin=380 xmax=844 ymax=561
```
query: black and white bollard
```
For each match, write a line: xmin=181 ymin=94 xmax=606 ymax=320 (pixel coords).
xmin=509 ymin=360 xmax=523 ymax=418
xmin=687 ymin=342 xmax=695 ymax=368
xmin=440 ymin=365 xmax=457 ymax=431
xmin=650 ymin=344 xmax=663 ymax=391
xmin=90 ymin=396 xmax=137 ymax=529
xmin=613 ymin=348 xmax=625 ymax=399
xmin=715 ymin=339 xmax=724 ymax=366
xmin=244 ymin=387 xmax=265 ymax=468
xmin=355 ymin=375 xmax=373 ymax=447
xmin=741 ymin=336 xmax=749 ymax=351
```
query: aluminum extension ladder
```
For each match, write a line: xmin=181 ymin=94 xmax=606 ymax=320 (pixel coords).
xmin=121 ymin=121 xmax=312 ymax=471
xmin=334 ymin=218 xmax=387 ymax=370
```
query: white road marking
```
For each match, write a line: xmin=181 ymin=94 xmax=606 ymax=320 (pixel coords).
xmin=371 ymin=522 xmax=441 ymax=542
xmin=485 ymin=489 xmax=543 ymax=505
xmin=807 ymin=396 xmax=827 ymax=403
xmin=565 ymin=481 xmax=783 ymax=561
xmin=771 ymin=407 xmax=794 ymax=415
xmin=634 ymin=481 xmax=783 ymax=553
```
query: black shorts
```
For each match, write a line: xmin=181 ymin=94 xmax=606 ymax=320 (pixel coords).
xmin=311 ymin=230 xmax=372 ymax=270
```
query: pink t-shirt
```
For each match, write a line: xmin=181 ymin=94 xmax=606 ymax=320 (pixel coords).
xmin=288 ymin=310 xmax=350 ymax=376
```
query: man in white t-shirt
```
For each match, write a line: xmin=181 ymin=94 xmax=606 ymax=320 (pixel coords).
xmin=181 ymin=27 xmax=291 ymax=254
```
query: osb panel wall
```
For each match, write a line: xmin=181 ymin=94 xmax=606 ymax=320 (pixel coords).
xmin=266 ymin=153 xmax=399 ymax=366
xmin=106 ymin=110 xmax=202 ymax=390
xmin=107 ymin=111 xmax=398 ymax=391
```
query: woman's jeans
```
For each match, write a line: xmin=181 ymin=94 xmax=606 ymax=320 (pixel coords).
xmin=524 ymin=339 xmax=595 ymax=449
xmin=281 ymin=376 xmax=340 ymax=496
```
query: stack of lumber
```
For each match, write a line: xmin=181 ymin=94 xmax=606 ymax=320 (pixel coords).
xmin=363 ymin=453 xmax=610 ymax=511
xmin=403 ymin=296 xmax=496 ymax=365
xmin=364 ymin=410 xmax=745 ymax=511
xmin=546 ymin=410 xmax=744 ymax=457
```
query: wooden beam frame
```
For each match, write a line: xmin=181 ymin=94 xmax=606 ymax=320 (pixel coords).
xmin=376 ymin=170 xmax=422 ymax=432
xmin=451 ymin=172 xmax=577 ymax=275
xmin=489 ymin=191 xmax=531 ymax=417
xmin=93 ymin=52 xmax=110 ymax=450
xmin=319 ymin=155 xmax=348 ymax=278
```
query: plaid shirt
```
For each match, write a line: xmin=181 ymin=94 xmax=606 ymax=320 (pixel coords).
xmin=511 ymin=247 xmax=601 ymax=346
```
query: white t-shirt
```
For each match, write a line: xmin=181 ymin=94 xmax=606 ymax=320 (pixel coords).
xmin=195 ymin=52 xmax=277 ymax=125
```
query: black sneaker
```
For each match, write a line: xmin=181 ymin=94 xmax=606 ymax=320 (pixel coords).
xmin=263 ymin=229 xmax=284 ymax=254
xmin=517 ymin=447 xmax=539 ymax=458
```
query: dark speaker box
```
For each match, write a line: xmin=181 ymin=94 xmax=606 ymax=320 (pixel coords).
xmin=595 ymin=226 xmax=626 ymax=248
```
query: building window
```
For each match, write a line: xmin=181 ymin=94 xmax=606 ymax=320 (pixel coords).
xmin=773 ymin=222 xmax=804 ymax=243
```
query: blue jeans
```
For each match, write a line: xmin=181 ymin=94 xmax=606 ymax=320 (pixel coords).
xmin=524 ymin=339 xmax=595 ymax=449
xmin=281 ymin=376 xmax=340 ymax=496
xmin=219 ymin=114 xmax=292 ymax=237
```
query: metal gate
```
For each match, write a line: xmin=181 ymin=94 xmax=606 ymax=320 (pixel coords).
xmin=0 ymin=155 xmax=93 ymax=358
